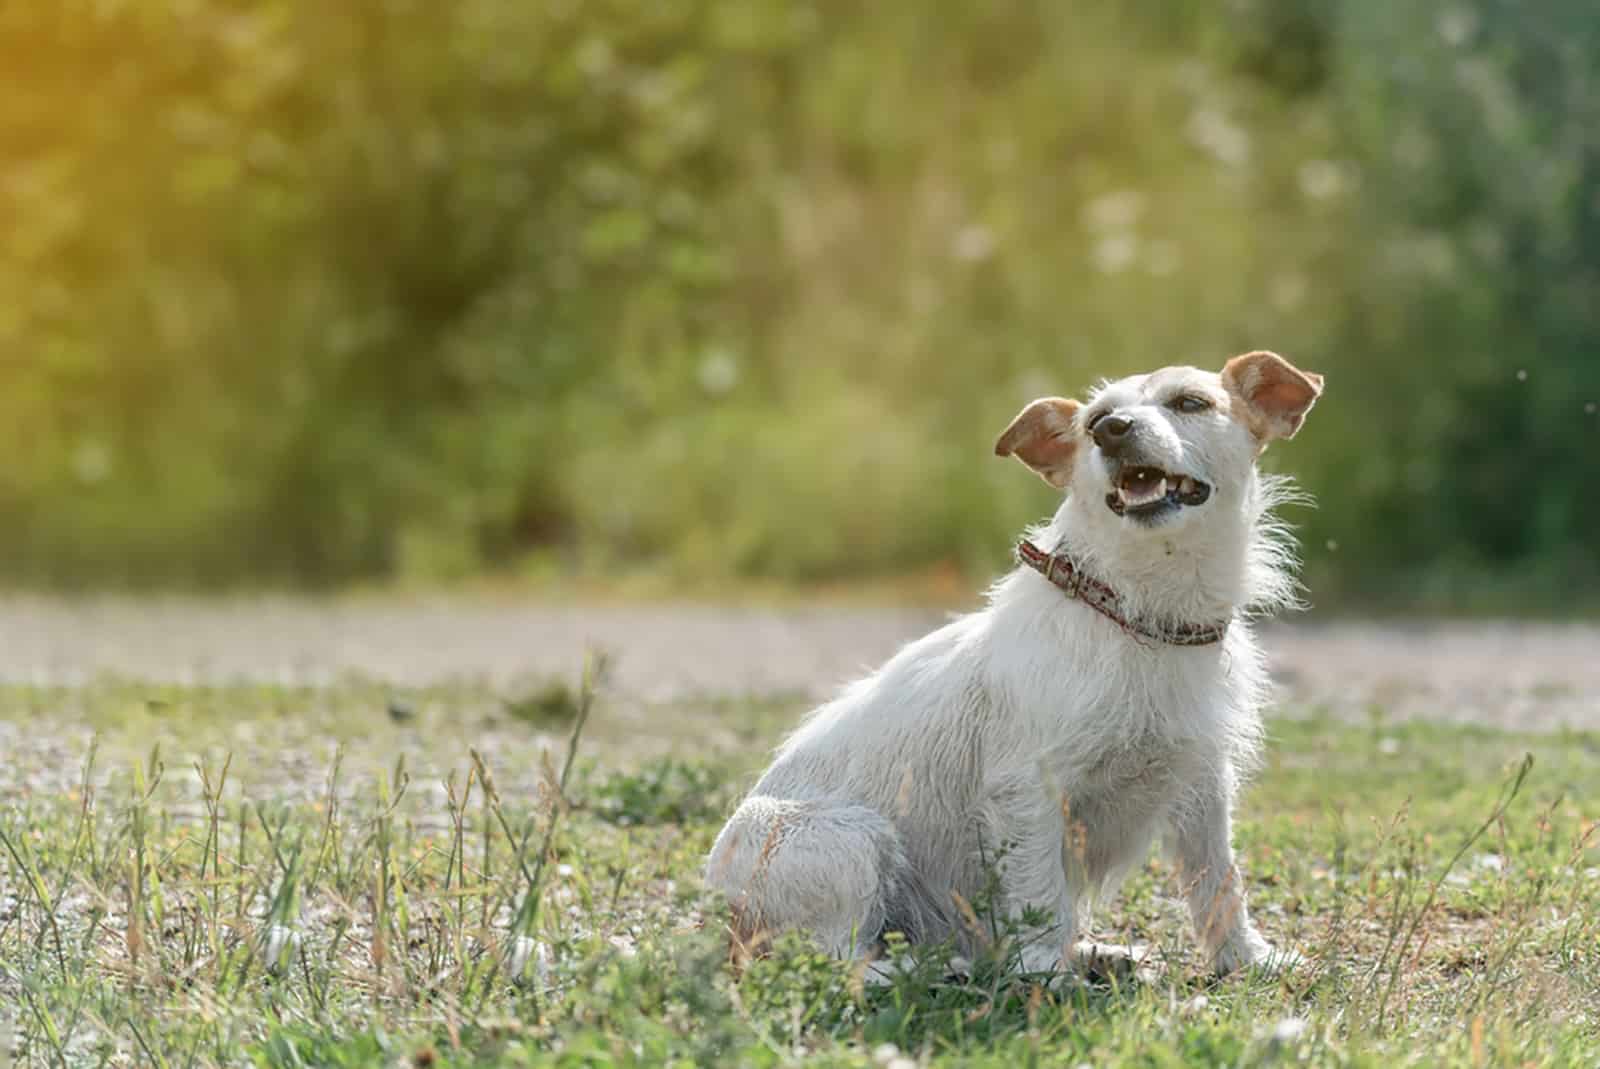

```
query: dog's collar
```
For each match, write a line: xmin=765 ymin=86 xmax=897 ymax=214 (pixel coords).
xmin=1016 ymin=539 xmax=1231 ymax=647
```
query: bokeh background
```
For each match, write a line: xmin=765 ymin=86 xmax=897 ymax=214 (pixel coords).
xmin=3 ymin=0 xmax=1596 ymax=609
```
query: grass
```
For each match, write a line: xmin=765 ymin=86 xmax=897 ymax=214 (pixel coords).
xmin=0 ymin=666 xmax=1596 ymax=1067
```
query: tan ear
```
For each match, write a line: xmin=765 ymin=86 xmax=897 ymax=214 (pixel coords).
xmin=994 ymin=397 xmax=1083 ymax=488
xmin=1221 ymin=351 xmax=1324 ymax=442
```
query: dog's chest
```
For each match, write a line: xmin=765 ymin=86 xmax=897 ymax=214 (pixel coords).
xmin=1036 ymin=688 xmax=1219 ymax=803
xmin=1073 ymin=732 xmax=1207 ymax=812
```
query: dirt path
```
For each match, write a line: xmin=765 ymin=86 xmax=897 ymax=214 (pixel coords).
xmin=0 ymin=597 xmax=1596 ymax=730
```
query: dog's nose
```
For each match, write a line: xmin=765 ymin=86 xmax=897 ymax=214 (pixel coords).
xmin=1092 ymin=414 xmax=1135 ymax=453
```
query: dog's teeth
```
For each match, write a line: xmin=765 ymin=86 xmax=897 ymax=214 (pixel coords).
xmin=1157 ymin=478 xmax=1168 ymax=498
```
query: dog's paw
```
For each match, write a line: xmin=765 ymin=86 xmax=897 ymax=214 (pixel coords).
xmin=858 ymin=958 xmax=901 ymax=987
xmin=858 ymin=951 xmax=973 ymax=987
xmin=1017 ymin=942 xmax=1067 ymax=979
xmin=1211 ymin=928 xmax=1267 ymax=976
xmin=1013 ymin=942 xmax=1100 ymax=990
xmin=944 ymin=954 xmax=974 ymax=980
xmin=1073 ymin=941 xmax=1159 ymax=985
xmin=1213 ymin=932 xmax=1304 ymax=979
xmin=1250 ymin=945 xmax=1307 ymax=977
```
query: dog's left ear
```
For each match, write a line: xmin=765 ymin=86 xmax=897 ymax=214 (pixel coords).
xmin=994 ymin=397 xmax=1083 ymax=488
xmin=1221 ymin=351 xmax=1324 ymax=442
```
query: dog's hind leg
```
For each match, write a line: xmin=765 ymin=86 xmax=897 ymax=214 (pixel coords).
xmin=705 ymin=795 xmax=907 ymax=961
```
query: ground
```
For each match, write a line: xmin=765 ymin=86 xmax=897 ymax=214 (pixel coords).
xmin=0 ymin=603 xmax=1595 ymax=1066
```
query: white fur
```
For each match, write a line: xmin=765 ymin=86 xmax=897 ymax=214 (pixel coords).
xmin=706 ymin=361 xmax=1315 ymax=979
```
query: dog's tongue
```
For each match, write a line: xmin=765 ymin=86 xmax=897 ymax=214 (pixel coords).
xmin=1120 ymin=467 xmax=1164 ymax=498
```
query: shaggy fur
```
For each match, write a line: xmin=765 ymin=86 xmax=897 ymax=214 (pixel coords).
xmin=706 ymin=352 xmax=1322 ymax=979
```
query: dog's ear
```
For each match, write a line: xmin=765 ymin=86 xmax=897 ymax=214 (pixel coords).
xmin=1221 ymin=351 xmax=1324 ymax=442
xmin=994 ymin=397 xmax=1083 ymax=488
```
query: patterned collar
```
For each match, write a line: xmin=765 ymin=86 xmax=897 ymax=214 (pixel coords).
xmin=1016 ymin=539 xmax=1231 ymax=647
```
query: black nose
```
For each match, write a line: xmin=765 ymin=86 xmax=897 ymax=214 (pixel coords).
xmin=1092 ymin=414 xmax=1135 ymax=452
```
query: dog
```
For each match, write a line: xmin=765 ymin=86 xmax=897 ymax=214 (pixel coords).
xmin=706 ymin=350 xmax=1321 ymax=981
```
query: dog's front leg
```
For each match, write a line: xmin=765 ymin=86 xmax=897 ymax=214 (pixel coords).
xmin=987 ymin=796 xmax=1078 ymax=980
xmin=1165 ymin=771 xmax=1298 ymax=976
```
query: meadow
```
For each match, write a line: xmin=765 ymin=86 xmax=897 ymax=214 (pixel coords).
xmin=4 ymin=2 xmax=1597 ymax=1063
xmin=1 ymin=661 xmax=1595 ymax=1067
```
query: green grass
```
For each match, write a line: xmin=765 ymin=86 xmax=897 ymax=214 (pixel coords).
xmin=0 ymin=668 xmax=1596 ymax=1067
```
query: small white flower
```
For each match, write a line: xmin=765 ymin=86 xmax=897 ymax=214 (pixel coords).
xmin=1083 ymin=191 xmax=1145 ymax=230
xmin=73 ymin=440 xmax=113 ymax=485
xmin=1093 ymin=234 xmax=1139 ymax=275
xmin=697 ymin=349 xmax=740 ymax=396
xmin=1298 ymin=159 xmax=1352 ymax=200
xmin=508 ymin=935 xmax=552 ymax=987
xmin=1182 ymin=993 xmax=1210 ymax=1015
xmin=1438 ymin=7 xmax=1478 ymax=47
xmin=1377 ymin=736 xmax=1400 ymax=755
xmin=576 ymin=37 xmax=615 ymax=78
xmin=264 ymin=924 xmax=302 ymax=975
xmin=1187 ymin=108 xmax=1251 ymax=168
xmin=952 ymin=224 xmax=997 ymax=263
xmin=872 ymin=1043 xmax=902 ymax=1065
xmin=1474 ymin=853 xmax=1505 ymax=873
xmin=1271 ymin=1016 xmax=1309 ymax=1044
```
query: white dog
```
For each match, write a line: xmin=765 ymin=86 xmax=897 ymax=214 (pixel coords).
xmin=706 ymin=351 xmax=1322 ymax=980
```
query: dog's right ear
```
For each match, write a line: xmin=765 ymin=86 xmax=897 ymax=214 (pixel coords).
xmin=994 ymin=397 xmax=1083 ymax=488
xmin=1221 ymin=351 xmax=1323 ymax=443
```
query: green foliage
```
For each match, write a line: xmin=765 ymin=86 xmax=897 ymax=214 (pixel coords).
xmin=585 ymin=756 xmax=733 ymax=826
xmin=0 ymin=0 xmax=1595 ymax=603
xmin=503 ymin=680 xmax=583 ymax=728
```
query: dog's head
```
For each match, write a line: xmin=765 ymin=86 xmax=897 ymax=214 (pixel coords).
xmin=995 ymin=351 xmax=1322 ymax=537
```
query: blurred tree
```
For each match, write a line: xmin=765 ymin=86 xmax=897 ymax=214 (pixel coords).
xmin=0 ymin=0 xmax=1593 ymax=606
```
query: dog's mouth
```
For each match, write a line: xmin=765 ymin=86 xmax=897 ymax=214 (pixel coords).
xmin=1105 ymin=466 xmax=1212 ymax=518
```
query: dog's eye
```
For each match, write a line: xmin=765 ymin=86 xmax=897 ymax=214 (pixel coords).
xmin=1167 ymin=394 xmax=1213 ymax=414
